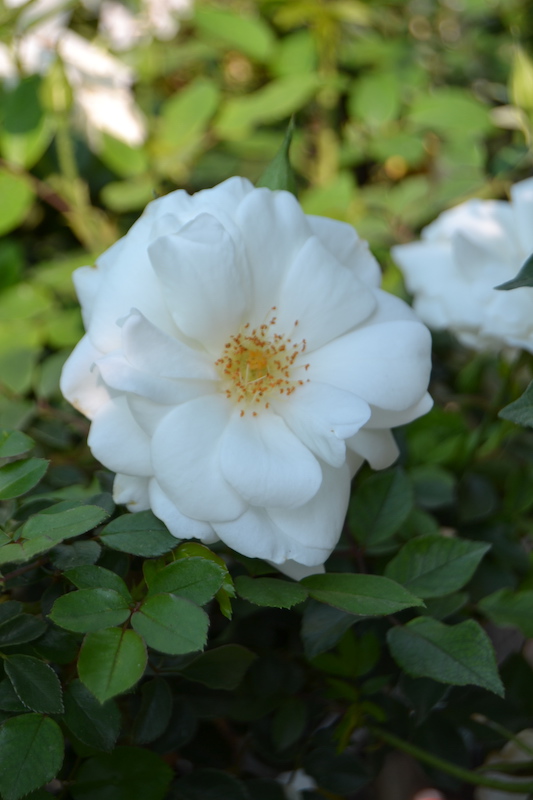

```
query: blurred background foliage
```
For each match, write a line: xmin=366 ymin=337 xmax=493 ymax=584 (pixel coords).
xmin=1 ymin=1 xmax=533 ymax=799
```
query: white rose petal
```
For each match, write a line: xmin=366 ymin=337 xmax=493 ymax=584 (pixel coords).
xmin=392 ymin=177 xmax=533 ymax=352
xmin=61 ymin=178 xmax=432 ymax=575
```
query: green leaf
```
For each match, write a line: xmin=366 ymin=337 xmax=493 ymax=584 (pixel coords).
xmin=0 ymin=169 xmax=35 ymax=236
xmin=0 ymin=458 xmax=48 ymax=500
xmin=5 ymin=655 xmax=63 ymax=714
xmin=0 ymin=76 xmax=53 ymax=169
xmin=348 ymin=71 xmax=401 ymax=126
xmin=147 ymin=557 xmax=225 ymax=605
xmin=155 ymin=79 xmax=220 ymax=157
xmin=499 ymin=381 xmax=533 ymax=427
xmin=63 ymin=680 xmax=121 ymax=752
xmin=301 ymin=573 xmax=423 ymax=616
xmin=0 ymin=679 xmax=27 ymax=713
xmin=65 ymin=565 xmax=132 ymax=602
xmin=70 ymin=746 xmax=173 ymax=800
xmin=78 ymin=628 xmax=147 ymax=703
xmin=495 ymin=251 xmax=533 ymax=290
xmin=478 ymin=588 xmax=533 ymax=637
xmin=172 ymin=769 xmax=250 ymax=800
xmin=0 ymin=430 xmax=34 ymax=458
xmin=272 ymin=695 xmax=306 ymax=751
xmin=349 ymin=468 xmax=413 ymax=546
xmin=256 ymin=119 xmax=297 ymax=195
xmin=387 ymin=617 xmax=504 ymax=696
xmin=214 ymin=74 xmax=321 ymax=140
xmin=303 ymin=746 xmax=369 ymax=795
xmin=408 ymin=88 xmax=492 ymax=136
xmin=49 ymin=589 xmax=131 ymax=633
xmin=194 ymin=6 xmax=276 ymax=62
xmin=50 ymin=540 xmax=102 ymax=570
xmin=133 ymin=678 xmax=173 ymax=745
xmin=131 ymin=594 xmax=208 ymax=655
xmin=235 ymin=575 xmax=308 ymax=609
xmin=99 ymin=511 xmax=178 ymax=556
xmin=21 ymin=505 xmax=109 ymax=542
xmin=98 ymin=134 xmax=148 ymax=178
xmin=0 ymin=714 xmax=64 ymax=800
xmin=178 ymin=644 xmax=257 ymax=690
xmin=0 ymin=614 xmax=46 ymax=646
xmin=384 ymin=536 xmax=491 ymax=598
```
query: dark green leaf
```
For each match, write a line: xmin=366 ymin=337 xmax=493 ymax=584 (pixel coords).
xmin=71 ymin=746 xmax=173 ymax=800
xmin=0 ymin=458 xmax=48 ymax=500
xmin=50 ymin=540 xmax=102 ymax=570
xmin=133 ymin=678 xmax=172 ymax=744
xmin=0 ymin=602 xmax=22 ymax=625
xmin=303 ymin=746 xmax=369 ymax=795
xmin=384 ymin=536 xmax=491 ymax=598
xmin=78 ymin=628 xmax=147 ymax=703
xmin=499 ymin=381 xmax=533 ymax=428
xmin=21 ymin=505 xmax=109 ymax=542
xmin=271 ymin=696 xmax=306 ymax=750
xmin=0 ymin=679 xmax=27 ymax=712
xmin=348 ymin=468 xmax=413 ymax=546
xmin=0 ymin=614 xmax=46 ymax=646
xmin=151 ymin=697 xmax=197 ymax=754
xmin=172 ymin=769 xmax=250 ymax=800
xmin=31 ymin=625 xmax=80 ymax=664
xmin=66 ymin=565 xmax=132 ymax=601
xmin=495 ymin=251 xmax=533 ymax=290
xmin=0 ymin=714 xmax=63 ymax=800
xmin=256 ymin=119 xmax=297 ymax=195
xmin=387 ymin=617 xmax=504 ymax=696
xmin=478 ymin=588 xmax=533 ymax=636
xmin=0 ymin=431 xmax=34 ymax=458
xmin=178 ymin=645 xmax=257 ymax=690
xmin=63 ymin=680 xmax=121 ymax=752
xmin=5 ymin=655 xmax=63 ymax=714
xmin=235 ymin=575 xmax=308 ymax=608
xmin=49 ymin=589 xmax=131 ymax=633
xmin=131 ymin=594 xmax=208 ymax=655
xmin=301 ymin=573 xmax=423 ymax=616
xmin=301 ymin=601 xmax=355 ymax=659
xmin=99 ymin=511 xmax=178 ymax=556
xmin=147 ymin=558 xmax=225 ymax=605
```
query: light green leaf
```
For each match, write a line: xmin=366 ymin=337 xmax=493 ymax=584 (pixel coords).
xmin=215 ymin=74 xmax=321 ymax=140
xmin=78 ymin=628 xmax=147 ymax=703
xmin=348 ymin=468 xmax=413 ymax=546
xmin=63 ymin=680 xmax=121 ymax=752
xmin=0 ymin=169 xmax=35 ymax=236
xmin=147 ymin=557 xmax=225 ymax=605
xmin=0 ymin=714 xmax=64 ymax=800
xmin=0 ymin=458 xmax=48 ymax=500
xmin=348 ymin=71 xmax=401 ymax=126
xmin=177 ymin=644 xmax=257 ymax=690
xmin=0 ymin=76 xmax=53 ymax=169
xmin=387 ymin=617 xmax=504 ymax=696
xmin=131 ymin=594 xmax=209 ymax=655
xmin=301 ymin=574 xmax=423 ymax=616
xmin=384 ymin=535 xmax=491 ymax=598
xmin=99 ymin=510 xmax=178 ymax=556
xmin=478 ymin=588 xmax=533 ymax=637
xmin=235 ymin=575 xmax=308 ymax=609
xmin=5 ymin=655 xmax=63 ymax=714
xmin=98 ymin=133 xmax=148 ymax=177
xmin=408 ymin=88 xmax=492 ymax=136
xmin=155 ymin=79 xmax=220 ymax=155
xmin=49 ymin=589 xmax=131 ymax=633
xmin=194 ymin=6 xmax=276 ymax=61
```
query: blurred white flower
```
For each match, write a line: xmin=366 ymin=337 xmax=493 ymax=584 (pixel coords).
xmin=278 ymin=768 xmax=317 ymax=799
xmin=475 ymin=729 xmax=533 ymax=800
xmin=392 ymin=178 xmax=533 ymax=352
xmin=99 ymin=0 xmax=193 ymax=50
xmin=0 ymin=0 xmax=146 ymax=145
xmin=61 ymin=178 xmax=432 ymax=578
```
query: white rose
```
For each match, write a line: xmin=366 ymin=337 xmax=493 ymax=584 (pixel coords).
xmin=61 ymin=178 xmax=432 ymax=578
xmin=392 ymin=177 xmax=533 ymax=352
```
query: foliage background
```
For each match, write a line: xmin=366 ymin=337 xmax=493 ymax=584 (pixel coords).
xmin=1 ymin=0 xmax=533 ymax=798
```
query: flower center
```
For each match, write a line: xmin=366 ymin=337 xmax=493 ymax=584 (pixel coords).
xmin=215 ymin=308 xmax=309 ymax=415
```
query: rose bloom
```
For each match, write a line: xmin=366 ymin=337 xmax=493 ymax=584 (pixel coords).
xmin=61 ymin=178 xmax=432 ymax=578
xmin=392 ymin=177 xmax=533 ymax=353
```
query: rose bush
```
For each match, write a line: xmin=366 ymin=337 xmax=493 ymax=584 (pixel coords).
xmin=61 ymin=177 xmax=432 ymax=577
xmin=392 ymin=177 xmax=533 ymax=352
